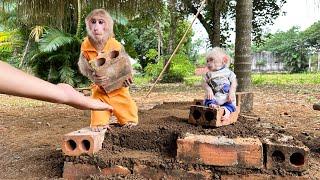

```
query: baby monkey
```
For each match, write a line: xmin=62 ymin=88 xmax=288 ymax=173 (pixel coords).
xmin=203 ymin=47 xmax=237 ymax=121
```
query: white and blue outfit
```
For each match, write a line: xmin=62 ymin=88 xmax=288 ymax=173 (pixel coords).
xmin=204 ymin=66 xmax=236 ymax=112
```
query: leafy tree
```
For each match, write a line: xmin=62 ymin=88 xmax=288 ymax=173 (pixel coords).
xmin=180 ymin=0 xmax=286 ymax=47
xmin=26 ymin=28 xmax=85 ymax=86
xmin=115 ymin=6 xmax=195 ymax=74
xmin=257 ymin=27 xmax=309 ymax=72
xmin=302 ymin=21 xmax=320 ymax=50
xmin=145 ymin=53 xmax=195 ymax=82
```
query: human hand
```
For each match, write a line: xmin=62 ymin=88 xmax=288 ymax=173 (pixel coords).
xmin=57 ymin=83 xmax=113 ymax=110
xmin=123 ymin=77 xmax=133 ymax=87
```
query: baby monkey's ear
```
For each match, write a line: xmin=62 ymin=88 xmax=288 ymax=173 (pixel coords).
xmin=223 ymin=55 xmax=229 ymax=64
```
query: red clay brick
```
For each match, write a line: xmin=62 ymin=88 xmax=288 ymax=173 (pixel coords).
xmin=63 ymin=162 xmax=99 ymax=180
xmin=134 ymin=164 xmax=212 ymax=179
xmin=189 ymin=105 xmax=203 ymax=125
xmin=177 ymin=134 xmax=263 ymax=168
xmin=62 ymin=127 xmax=106 ymax=156
xmin=234 ymin=137 xmax=263 ymax=169
xmin=264 ymin=138 xmax=310 ymax=172
xmin=177 ymin=134 xmax=238 ymax=166
xmin=198 ymin=142 xmax=238 ymax=166
xmin=189 ymin=105 xmax=239 ymax=127
xmin=101 ymin=165 xmax=131 ymax=176
xmin=221 ymin=174 xmax=308 ymax=180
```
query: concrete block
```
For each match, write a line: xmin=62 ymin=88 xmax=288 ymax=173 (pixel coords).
xmin=263 ymin=138 xmax=310 ymax=172
xmin=62 ymin=127 xmax=106 ymax=156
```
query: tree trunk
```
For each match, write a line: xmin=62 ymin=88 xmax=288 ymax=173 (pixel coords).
xmin=209 ymin=0 xmax=222 ymax=47
xmin=317 ymin=52 xmax=320 ymax=71
xmin=165 ymin=0 xmax=177 ymax=74
xmin=156 ymin=20 xmax=163 ymax=62
xmin=308 ymin=56 xmax=312 ymax=72
xmin=75 ymin=0 xmax=82 ymax=38
xmin=234 ymin=0 xmax=253 ymax=92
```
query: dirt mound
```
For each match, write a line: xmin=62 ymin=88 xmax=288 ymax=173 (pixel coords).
xmin=65 ymin=102 xmax=310 ymax=178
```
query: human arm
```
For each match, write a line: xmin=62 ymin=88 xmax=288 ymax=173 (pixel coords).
xmin=0 ymin=61 xmax=113 ymax=110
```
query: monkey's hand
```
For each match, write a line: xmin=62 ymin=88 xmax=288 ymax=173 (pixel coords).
xmin=123 ymin=77 xmax=133 ymax=87
xmin=92 ymin=71 xmax=109 ymax=87
xmin=206 ymin=89 xmax=214 ymax=100
xmin=227 ymin=93 xmax=235 ymax=102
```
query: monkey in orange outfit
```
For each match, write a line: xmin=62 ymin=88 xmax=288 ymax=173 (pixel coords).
xmin=77 ymin=9 xmax=138 ymax=132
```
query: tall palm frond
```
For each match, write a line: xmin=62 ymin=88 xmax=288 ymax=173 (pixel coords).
xmin=3 ymin=0 xmax=164 ymax=32
xmin=39 ymin=28 xmax=77 ymax=53
xmin=60 ymin=63 xmax=76 ymax=86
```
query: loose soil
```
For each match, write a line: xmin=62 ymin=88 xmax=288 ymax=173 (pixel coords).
xmin=0 ymin=84 xmax=319 ymax=179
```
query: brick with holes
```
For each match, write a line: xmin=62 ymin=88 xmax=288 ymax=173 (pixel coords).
xmin=188 ymin=105 xmax=240 ymax=127
xmin=62 ymin=127 xmax=106 ymax=156
xmin=188 ymin=105 xmax=204 ymax=125
xmin=89 ymin=50 xmax=132 ymax=93
xmin=263 ymin=137 xmax=310 ymax=172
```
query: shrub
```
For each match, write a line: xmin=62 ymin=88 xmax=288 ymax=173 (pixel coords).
xmin=145 ymin=53 xmax=195 ymax=83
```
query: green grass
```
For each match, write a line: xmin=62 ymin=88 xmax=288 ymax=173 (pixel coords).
xmin=252 ymin=73 xmax=320 ymax=85
xmin=134 ymin=73 xmax=320 ymax=87
xmin=133 ymin=75 xmax=153 ymax=86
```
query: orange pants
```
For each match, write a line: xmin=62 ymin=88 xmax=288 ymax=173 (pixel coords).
xmin=90 ymin=85 xmax=138 ymax=126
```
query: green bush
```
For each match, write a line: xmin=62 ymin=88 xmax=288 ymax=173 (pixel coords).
xmin=145 ymin=53 xmax=195 ymax=83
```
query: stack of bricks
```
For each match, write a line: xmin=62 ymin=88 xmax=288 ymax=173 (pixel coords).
xmin=177 ymin=133 xmax=309 ymax=173
xmin=177 ymin=134 xmax=263 ymax=169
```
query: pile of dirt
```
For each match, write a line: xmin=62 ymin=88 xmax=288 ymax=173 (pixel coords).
xmin=65 ymin=102 xmax=309 ymax=178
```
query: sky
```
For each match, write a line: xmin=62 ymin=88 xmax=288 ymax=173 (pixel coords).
xmin=191 ymin=0 xmax=320 ymax=52
xmin=269 ymin=0 xmax=320 ymax=33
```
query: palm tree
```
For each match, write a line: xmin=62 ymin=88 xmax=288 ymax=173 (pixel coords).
xmin=3 ymin=0 xmax=164 ymax=32
xmin=234 ymin=0 xmax=253 ymax=92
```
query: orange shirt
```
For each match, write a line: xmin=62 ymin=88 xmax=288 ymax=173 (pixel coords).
xmin=80 ymin=37 xmax=122 ymax=61
xmin=80 ymin=37 xmax=125 ymax=97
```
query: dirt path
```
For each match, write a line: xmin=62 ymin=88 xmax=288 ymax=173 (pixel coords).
xmin=0 ymin=84 xmax=319 ymax=179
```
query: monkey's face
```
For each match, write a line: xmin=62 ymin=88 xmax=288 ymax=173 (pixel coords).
xmin=88 ymin=15 xmax=110 ymax=41
xmin=206 ymin=57 xmax=224 ymax=71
